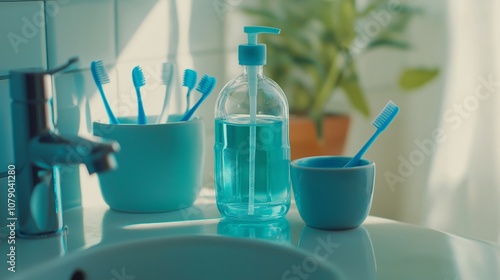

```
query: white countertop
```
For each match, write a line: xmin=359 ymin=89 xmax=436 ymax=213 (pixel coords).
xmin=2 ymin=192 xmax=500 ymax=280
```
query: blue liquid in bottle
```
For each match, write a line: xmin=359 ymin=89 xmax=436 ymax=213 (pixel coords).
xmin=215 ymin=115 xmax=290 ymax=221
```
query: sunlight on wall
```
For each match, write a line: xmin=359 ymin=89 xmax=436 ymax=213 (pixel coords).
xmin=176 ymin=0 xmax=193 ymax=58
xmin=117 ymin=1 xmax=171 ymax=61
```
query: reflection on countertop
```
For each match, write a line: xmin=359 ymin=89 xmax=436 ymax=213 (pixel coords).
xmin=1 ymin=192 xmax=499 ymax=280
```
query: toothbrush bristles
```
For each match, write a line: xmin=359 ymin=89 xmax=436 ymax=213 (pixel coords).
xmin=183 ymin=69 xmax=197 ymax=88
xmin=161 ymin=62 xmax=174 ymax=85
xmin=196 ymin=75 xmax=216 ymax=94
xmin=91 ymin=60 xmax=110 ymax=84
xmin=132 ymin=66 xmax=146 ymax=87
xmin=372 ymin=100 xmax=399 ymax=129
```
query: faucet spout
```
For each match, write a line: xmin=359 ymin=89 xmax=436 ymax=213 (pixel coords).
xmin=15 ymin=131 xmax=119 ymax=238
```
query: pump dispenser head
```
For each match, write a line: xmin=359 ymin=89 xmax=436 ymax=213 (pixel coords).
xmin=238 ymin=26 xmax=280 ymax=66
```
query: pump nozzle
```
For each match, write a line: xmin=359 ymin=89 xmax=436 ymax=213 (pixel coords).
xmin=239 ymin=26 xmax=282 ymax=215
xmin=239 ymin=26 xmax=281 ymax=66
xmin=244 ymin=26 xmax=280 ymax=45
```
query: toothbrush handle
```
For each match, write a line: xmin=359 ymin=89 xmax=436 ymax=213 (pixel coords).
xmin=180 ymin=95 xmax=205 ymax=121
xmin=157 ymin=82 xmax=174 ymax=124
xmin=97 ymin=85 xmax=119 ymax=124
xmin=98 ymin=86 xmax=118 ymax=124
xmin=185 ymin=88 xmax=193 ymax=115
xmin=344 ymin=129 xmax=382 ymax=167
xmin=135 ymin=87 xmax=147 ymax=125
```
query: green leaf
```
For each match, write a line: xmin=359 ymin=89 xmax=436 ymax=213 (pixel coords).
xmin=340 ymin=78 xmax=370 ymax=117
xmin=366 ymin=39 xmax=411 ymax=50
xmin=385 ymin=13 xmax=413 ymax=33
xmin=333 ymin=0 xmax=357 ymax=45
xmin=399 ymin=68 xmax=439 ymax=90
xmin=309 ymin=47 xmax=340 ymax=119
xmin=358 ymin=2 xmax=423 ymax=17
xmin=388 ymin=5 xmax=424 ymax=15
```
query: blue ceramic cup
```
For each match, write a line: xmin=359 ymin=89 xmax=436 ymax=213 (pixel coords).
xmin=93 ymin=115 xmax=205 ymax=213
xmin=290 ymin=156 xmax=375 ymax=230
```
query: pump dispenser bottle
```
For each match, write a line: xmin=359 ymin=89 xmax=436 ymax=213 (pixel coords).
xmin=214 ymin=26 xmax=290 ymax=221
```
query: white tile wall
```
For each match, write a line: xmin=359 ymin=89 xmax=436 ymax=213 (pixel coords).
xmin=116 ymin=0 xmax=174 ymax=62
xmin=46 ymin=0 xmax=116 ymax=69
xmin=54 ymin=68 xmax=119 ymax=135
xmin=188 ymin=0 xmax=224 ymax=54
xmin=1 ymin=0 xmax=229 ymax=208
xmin=222 ymin=2 xmax=257 ymax=52
xmin=185 ymin=52 xmax=225 ymax=123
xmin=0 ymin=1 xmax=47 ymax=76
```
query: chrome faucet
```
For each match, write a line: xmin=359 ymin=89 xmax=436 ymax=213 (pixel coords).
xmin=9 ymin=58 xmax=120 ymax=238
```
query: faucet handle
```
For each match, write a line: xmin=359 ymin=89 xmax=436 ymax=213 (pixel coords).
xmin=47 ymin=57 xmax=79 ymax=75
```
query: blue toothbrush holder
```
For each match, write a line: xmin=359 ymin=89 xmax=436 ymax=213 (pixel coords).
xmin=93 ymin=114 xmax=205 ymax=213
xmin=290 ymin=156 xmax=375 ymax=230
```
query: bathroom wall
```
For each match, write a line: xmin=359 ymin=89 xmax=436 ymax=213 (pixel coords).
xmin=0 ymin=0 xmax=227 ymax=210
xmin=0 ymin=0 xmax=448 ymax=228
xmin=222 ymin=0 xmax=448 ymax=226
xmin=344 ymin=0 xmax=448 ymax=225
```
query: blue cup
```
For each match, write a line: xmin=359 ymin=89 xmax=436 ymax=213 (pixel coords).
xmin=93 ymin=115 xmax=205 ymax=213
xmin=290 ymin=156 xmax=375 ymax=230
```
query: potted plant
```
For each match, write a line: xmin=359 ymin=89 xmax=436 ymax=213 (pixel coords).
xmin=241 ymin=0 xmax=439 ymax=159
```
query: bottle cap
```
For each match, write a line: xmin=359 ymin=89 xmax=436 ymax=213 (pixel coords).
xmin=238 ymin=26 xmax=280 ymax=66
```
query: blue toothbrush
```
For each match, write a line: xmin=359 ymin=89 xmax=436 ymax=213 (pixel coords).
xmin=90 ymin=60 xmax=119 ymax=124
xmin=183 ymin=69 xmax=197 ymax=115
xmin=132 ymin=66 xmax=147 ymax=124
xmin=344 ymin=100 xmax=399 ymax=167
xmin=180 ymin=74 xmax=216 ymax=121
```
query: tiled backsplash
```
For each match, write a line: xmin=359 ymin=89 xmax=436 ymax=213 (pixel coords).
xmin=0 ymin=1 xmax=47 ymax=76
xmin=0 ymin=0 xmax=236 ymax=209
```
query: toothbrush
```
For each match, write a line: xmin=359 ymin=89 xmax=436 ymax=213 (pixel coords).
xmin=156 ymin=62 xmax=175 ymax=124
xmin=344 ymin=100 xmax=399 ymax=167
xmin=182 ymin=69 xmax=198 ymax=115
xmin=132 ymin=66 xmax=147 ymax=124
xmin=180 ymin=74 xmax=216 ymax=121
xmin=90 ymin=60 xmax=119 ymax=124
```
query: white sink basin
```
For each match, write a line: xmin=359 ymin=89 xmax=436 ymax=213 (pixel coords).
xmin=15 ymin=235 xmax=343 ymax=280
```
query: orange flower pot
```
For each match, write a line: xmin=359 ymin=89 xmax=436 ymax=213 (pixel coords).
xmin=289 ymin=115 xmax=350 ymax=160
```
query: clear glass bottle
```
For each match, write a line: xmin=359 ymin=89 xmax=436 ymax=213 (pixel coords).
xmin=214 ymin=26 xmax=290 ymax=221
